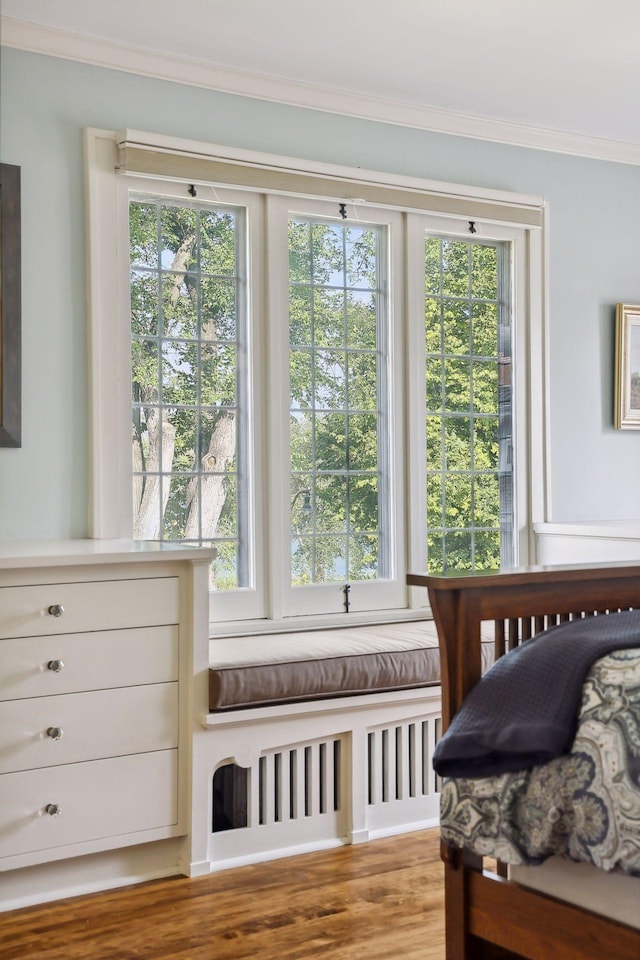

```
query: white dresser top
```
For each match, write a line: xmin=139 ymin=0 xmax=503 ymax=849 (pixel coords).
xmin=0 ymin=540 xmax=215 ymax=570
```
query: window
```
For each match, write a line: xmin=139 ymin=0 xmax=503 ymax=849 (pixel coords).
xmin=424 ymin=236 xmax=514 ymax=572
xmin=288 ymin=218 xmax=390 ymax=587
xmin=129 ymin=197 xmax=250 ymax=590
xmin=86 ymin=129 xmax=546 ymax=630
xmin=266 ymin=197 xmax=403 ymax=618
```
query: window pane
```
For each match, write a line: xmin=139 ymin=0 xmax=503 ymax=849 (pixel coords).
xmin=346 ymin=227 xmax=376 ymax=289
xmin=442 ymin=300 xmax=471 ymax=355
xmin=314 ymin=350 xmax=347 ymax=410
xmin=200 ymin=410 xmax=237 ymax=473
xmin=426 ymin=416 xmax=443 ymax=472
xmin=163 ymin=474 xmax=190 ymax=539
xmin=473 ymin=530 xmax=501 ymax=570
xmin=426 ymin=357 xmax=443 ymax=412
xmin=472 ymin=302 xmax=498 ymax=356
xmin=312 ymin=223 xmax=344 ymax=285
xmin=199 ymin=210 xmax=236 ymax=276
xmin=349 ymin=534 xmax=378 ymax=580
xmin=349 ymin=476 xmax=378 ymax=530
xmin=161 ymin=341 xmax=198 ymax=405
xmin=170 ymin=407 xmax=198 ymax=472
xmin=443 ymin=531 xmax=473 ymax=570
xmin=347 ymin=414 xmax=378 ymax=470
xmin=315 ymin=475 xmax=347 ymax=533
xmin=290 ymin=412 xmax=313 ymax=471
xmin=131 ymin=271 xmax=159 ymax=337
xmin=426 ymin=473 xmax=443 ymax=528
xmin=474 ymin=417 xmax=499 ymax=469
xmin=471 ymin=244 xmax=498 ymax=300
xmin=201 ymin=278 xmax=237 ymax=341
xmin=444 ymin=416 xmax=472 ymax=471
xmin=346 ymin=291 xmax=377 ymax=349
xmin=130 ymin=198 xmax=249 ymax=590
xmin=290 ymin=349 xmax=313 ymax=410
xmin=473 ymin=361 xmax=499 ymax=414
xmin=348 ymin=352 xmax=377 ymax=411
xmin=160 ymin=206 xmax=197 ymax=272
xmin=474 ymin=473 xmax=500 ymax=526
xmin=290 ymin=288 xmax=312 ymax=346
xmin=441 ymin=240 xmax=469 ymax=298
xmin=212 ymin=543 xmax=238 ymax=590
xmin=444 ymin=358 xmax=471 ymax=411
xmin=291 ymin=537 xmax=314 ymax=584
xmin=313 ymin=536 xmax=347 ymax=582
xmin=315 ymin=413 xmax=347 ymax=470
xmin=200 ymin=343 xmax=237 ymax=406
xmin=162 ymin=274 xmax=198 ymax=339
xmin=289 ymin=217 xmax=389 ymax=587
xmin=132 ymin=339 xmax=159 ymax=404
xmin=130 ymin=203 xmax=159 ymax=269
xmin=426 ymin=532 xmax=444 ymax=573
xmin=444 ymin=474 xmax=472 ymax=528
xmin=424 ymin=298 xmax=440 ymax=353
xmin=313 ymin=289 xmax=345 ymax=347
xmin=289 ymin=220 xmax=312 ymax=284
xmin=425 ymin=237 xmax=441 ymax=296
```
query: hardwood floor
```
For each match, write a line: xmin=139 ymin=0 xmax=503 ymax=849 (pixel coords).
xmin=0 ymin=829 xmax=445 ymax=960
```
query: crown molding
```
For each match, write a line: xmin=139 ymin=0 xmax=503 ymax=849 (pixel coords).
xmin=3 ymin=15 xmax=640 ymax=166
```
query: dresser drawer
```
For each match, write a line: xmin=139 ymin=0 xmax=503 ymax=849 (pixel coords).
xmin=0 ymin=683 xmax=178 ymax=774
xmin=0 ymin=625 xmax=179 ymax=701
xmin=0 ymin=750 xmax=178 ymax=860
xmin=0 ymin=577 xmax=180 ymax=640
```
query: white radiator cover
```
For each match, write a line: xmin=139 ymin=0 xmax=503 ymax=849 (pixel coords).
xmin=190 ymin=686 xmax=442 ymax=873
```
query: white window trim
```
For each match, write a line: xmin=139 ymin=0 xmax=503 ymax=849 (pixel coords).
xmin=84 ymin=127 xmax=549 ymax=632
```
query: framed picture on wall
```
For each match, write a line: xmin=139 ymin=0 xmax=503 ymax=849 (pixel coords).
xmin=0 ymin=163 xmax=21 ymax=447
xmin=614 ymin=303 xmax=640 ymax=430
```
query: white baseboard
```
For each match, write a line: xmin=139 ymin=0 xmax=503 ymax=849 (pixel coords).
xmin=207 ymin=837 xmax=347 ymax=873
xmin=0 ymin=838 xmax=184 ymax=912
xmin=368 ymin=816 xmax=439 ymax=841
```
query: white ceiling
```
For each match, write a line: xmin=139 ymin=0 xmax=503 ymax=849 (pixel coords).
xmin=2 ymin=0 xmax=640 ymax=150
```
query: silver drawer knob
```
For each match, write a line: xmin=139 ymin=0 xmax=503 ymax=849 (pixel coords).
xmin=47 ymin=659 xmax=64 ymax=673
xmin=48 ymin=604 xmax=65 ymax=618
xmin=45 ymin=803 xmax=61 ymax=817
xmin=47 ymin=726 xmax=64 ymax=740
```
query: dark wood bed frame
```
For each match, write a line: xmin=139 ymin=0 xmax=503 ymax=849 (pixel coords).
xmin=408 ymin=561 xmax=640 ymax=960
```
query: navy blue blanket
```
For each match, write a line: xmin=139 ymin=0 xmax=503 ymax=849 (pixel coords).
xmin=433 ymin=609 xmax=640 ymax=778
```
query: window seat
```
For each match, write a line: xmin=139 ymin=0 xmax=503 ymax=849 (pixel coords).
xmin=191 ymin=620 xmax=495 ymax=875
xmin=209 ymin=621 xmax=495 ymax=711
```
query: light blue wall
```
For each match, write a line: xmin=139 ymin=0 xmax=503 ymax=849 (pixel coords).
xmin=0 ymin=47 xmax=638 ymax=539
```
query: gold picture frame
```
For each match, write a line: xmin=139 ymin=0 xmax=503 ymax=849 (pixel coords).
xmin=614 ymin=303 xmax=640 ymax=430
xmin=0 ymin=163 xmax=21 ymax=447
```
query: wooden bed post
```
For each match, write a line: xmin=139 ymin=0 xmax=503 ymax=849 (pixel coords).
xmin=430 ymin=584 xmax=490 ymax=959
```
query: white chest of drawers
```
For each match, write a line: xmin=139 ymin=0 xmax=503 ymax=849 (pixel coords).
xmin=0 ymin=540 xmax=212 ymax=890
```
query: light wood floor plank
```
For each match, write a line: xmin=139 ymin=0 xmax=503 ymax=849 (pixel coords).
xmin=0 ymin=829 xmax=445 ymax=960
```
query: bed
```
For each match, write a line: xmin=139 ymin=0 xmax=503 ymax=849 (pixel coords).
xmin=407 ymin=561 xmax=640 ymax=960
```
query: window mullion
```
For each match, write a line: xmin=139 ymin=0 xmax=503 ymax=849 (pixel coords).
xmin=264 ymin=194 xmax=291 ymax=621
xmin=403 ymin=214 xmax=429 ymax=605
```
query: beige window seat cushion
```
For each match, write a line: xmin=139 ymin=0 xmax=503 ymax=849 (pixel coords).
xmin=209 ymin=621 xmax=494 ymax=711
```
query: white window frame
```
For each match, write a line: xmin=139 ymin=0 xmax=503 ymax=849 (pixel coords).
xmin=85 ymin=132 xmax=267 ymax=623
xmin=404 ymin=214 xmax=533 ymax=581
xmin=266 ymin=195 xmax=406 ymax=618
xmin=85 ymin=127 xmax=549 ymax=632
